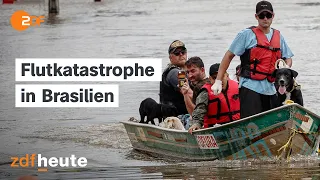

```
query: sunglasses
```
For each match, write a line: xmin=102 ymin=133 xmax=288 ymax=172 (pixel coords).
xmin=172 ymin=49 xmax=187 ymax=56
xmin=258 ymin=12 xmax=273 ymax=19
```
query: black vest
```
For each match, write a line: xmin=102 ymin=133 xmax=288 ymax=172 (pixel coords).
xmin=159 ymin=65 xmax=188 ymax=115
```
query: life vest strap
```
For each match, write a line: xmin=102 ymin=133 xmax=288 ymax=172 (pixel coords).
xmin=245 ymin=58 xmax=272 ymax=76
xmin=256 ymin=44 xmax=280 ymax=52
xmin=250 ymin=59 xmax=260 ymax=75
xmin=208 ymin=98 xmax=222 ymax=120
xmin=207 ymin=110 xmax=240 ymax=119
xmin=249 ymin=69 xmax=272 ymax=76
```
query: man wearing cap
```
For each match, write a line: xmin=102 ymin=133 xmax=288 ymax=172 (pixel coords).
xmin=188 ymin=63 xmax=240 ymax=133
xmin=211 ymin=1 xmax=294 ymax=118
xmin=159 ymin=40 xmax=189 ymax=115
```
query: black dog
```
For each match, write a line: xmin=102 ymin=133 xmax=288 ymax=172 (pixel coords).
xmin=272 ymin=68 xmax=303 ymax=106
xmin=139 ymin=98 xmax=178 ymax=125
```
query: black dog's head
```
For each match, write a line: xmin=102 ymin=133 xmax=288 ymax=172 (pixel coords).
xmin=272 ymin=68 xmax=298 ymax=95
xmin=160 ymin=104 xmax=179 ymax=118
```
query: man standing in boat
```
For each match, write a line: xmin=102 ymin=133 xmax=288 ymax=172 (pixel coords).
xmin=160 ymin=40 xmax=190 ymax=115
xmin=211 ymin=1 xmax=294 ymax=118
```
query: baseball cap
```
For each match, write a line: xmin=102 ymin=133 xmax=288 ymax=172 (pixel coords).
xmin=209 ymin=63 xmax=220 ymax=76
xmin=168 ymin=40 xmax=186 ymax=54
xmin=256 ymin=1 xmax=273 ymax=15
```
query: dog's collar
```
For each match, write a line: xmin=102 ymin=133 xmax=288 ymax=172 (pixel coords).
xmin=283 ymin=79 xmax=301 ymax=105
xmin=287 ymin=79 xmax=301 ymax=93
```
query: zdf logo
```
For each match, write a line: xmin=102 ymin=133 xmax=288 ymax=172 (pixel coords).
xmin=10 ymin=10 xmax=45 ymax=31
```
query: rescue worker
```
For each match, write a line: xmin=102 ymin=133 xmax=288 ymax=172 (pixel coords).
xmin=211 ymin=1 xmax=294 ymax=118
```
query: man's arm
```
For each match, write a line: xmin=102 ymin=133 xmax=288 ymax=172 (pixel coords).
xmin=183 ymin=91 xmax=195 ymax=115
xmin=181 ymin=79 xmax=195 ymax=114
xmin=166 ymin=69 xmax=180 ymax=91
xmin=216 ymin=30 xmax=247 ymax=81
xmin=212 ymin=30 xmax=247 ymax=94
xmin=285 ymin=58 xmax=292 ymax=67
xmin=211 ymin=51 xmax=235 ymax=95
xmin=216 ymin=50 xmax=235 ymax=81
xmin=188 ymin=90 xmax=208 ymax=134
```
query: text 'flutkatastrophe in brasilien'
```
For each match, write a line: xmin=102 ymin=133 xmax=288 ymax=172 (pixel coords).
xmin=15 ymin=58 xmax=162 ymax=107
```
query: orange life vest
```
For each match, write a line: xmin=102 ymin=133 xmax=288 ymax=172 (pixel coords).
xmin=239 ymin=26 xmax=282 ymax=82
xmin=202 ymin=80 xmax=240 ymax=128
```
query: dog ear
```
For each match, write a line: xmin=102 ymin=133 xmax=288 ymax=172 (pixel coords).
xmin=271 ymin=69 xmax=278 ymax=78
xmin=165 ymin=104 xmax=178 ymax=116
xmin=290 ymin=69 xmax=298 ymax=78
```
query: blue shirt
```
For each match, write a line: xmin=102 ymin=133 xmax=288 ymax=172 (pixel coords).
xmin=229 ymin=28 xmax=294 ymax=95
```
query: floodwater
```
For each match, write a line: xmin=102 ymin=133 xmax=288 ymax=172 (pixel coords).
xmin=1 ymin=0 xmax=320 ymax=179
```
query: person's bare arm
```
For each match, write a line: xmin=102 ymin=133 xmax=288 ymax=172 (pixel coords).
xmin=181 ymin=80 xmax=195 ymax=114
xmin=188 ymin=91 xmax=208 ymax=134
xmin=285 ymin=58 xmax=292 ymax=67
xmin=216 ymin=50 xmax=235 ymax=81
xmin=183 ymin=92 xmax=195 ymax=115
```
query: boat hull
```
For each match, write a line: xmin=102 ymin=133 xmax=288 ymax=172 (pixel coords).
xmin=122 ymin=104 xmax=320 ymax=161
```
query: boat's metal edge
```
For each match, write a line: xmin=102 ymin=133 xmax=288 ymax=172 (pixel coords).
xmin=121 ymin=103 xmax=320 ymax=133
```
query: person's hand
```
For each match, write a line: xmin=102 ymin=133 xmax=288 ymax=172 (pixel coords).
xmin=276 ymin=59 xmax=290 ymax=69
xmin=211 ymin=80 xmax=222 ymax=95
xmin=284 ymin=64 xmax=290 ymax=68
xmin=180 ymin=78 xmax=190 ymax=95
xmin=188 ymin=124 xmax=200 ymax=134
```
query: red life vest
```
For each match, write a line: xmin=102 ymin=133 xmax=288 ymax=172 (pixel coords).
xmin=239 ymin=27 xmax=282 ymax=82
xmin=202 ymin=80 xmax=240 ymax=128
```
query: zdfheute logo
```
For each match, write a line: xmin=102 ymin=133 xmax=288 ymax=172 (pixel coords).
xmin=10 ymin=10 xmax=45 ymax=31
xmin=11 ymin=154 xmax=87 ymax=172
